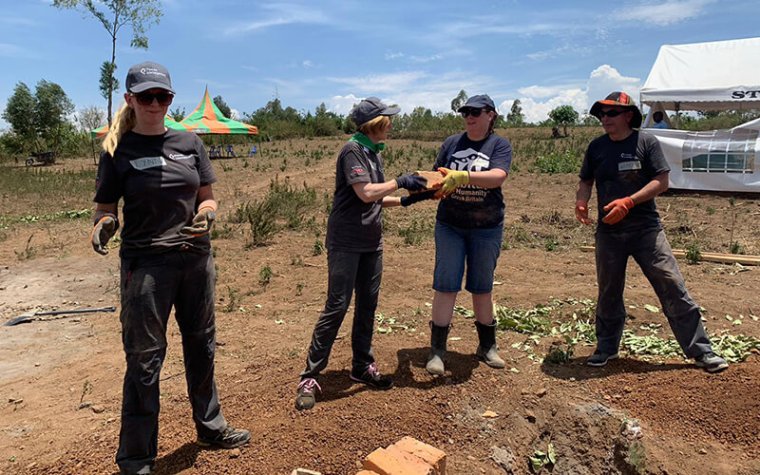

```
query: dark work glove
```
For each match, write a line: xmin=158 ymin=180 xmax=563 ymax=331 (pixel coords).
xmin=400 ymin=189 xmax=438 ymax=207
xmin=180 ymin=207 xmax=216 ymax=236
xmin=91 ymin=214 xmax=119 ymax=255
xmin=395 ymin=174 xmax=427 ymax=192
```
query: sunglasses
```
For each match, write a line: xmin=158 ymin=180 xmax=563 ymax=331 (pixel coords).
xmin=460 ymin=108 xmax=485 ymax=118
xmin=132 ymin=91 xmax=174 ymax=106
xmin=598 ymin=109 xmax=625 ymax=118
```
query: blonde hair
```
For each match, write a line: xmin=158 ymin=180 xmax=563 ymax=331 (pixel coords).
xmin=358 ymin=115 xmax=391 ymax=136
xmin=102 ymin=102 xmax=136 ymax=157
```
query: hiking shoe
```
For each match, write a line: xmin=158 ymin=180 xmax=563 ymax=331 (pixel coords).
xmin=694 ymin=352 xmax=729 ymax=373
xmin=586 ymin=350 xmax=619 ymax=367
xmin=295 ymin=378 xmax=321 ymax=411
xmin=197 ymin=426 xmax=250 ymax=449
xmin=350 ymin=362 xmax=394 ymax=390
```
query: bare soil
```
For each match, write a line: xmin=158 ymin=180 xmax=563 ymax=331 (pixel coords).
xmin=1 ymin=136 xmax=759 ymax=475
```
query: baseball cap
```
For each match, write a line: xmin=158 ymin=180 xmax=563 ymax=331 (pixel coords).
xmin=458 ymin=94 xmax=496 ymax=112
xmin=350 ymin=97 xmax=400 ymax=127
xmin=589 ymin=91 xmax=642 ymax=128
xmin=126 ymin=61 xmax=175 ymax=94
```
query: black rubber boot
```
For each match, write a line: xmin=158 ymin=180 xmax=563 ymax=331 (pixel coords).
xmin=475 ymin=320 xmax=505 ymax=368
xmin=426 ymin=322 xmax=450 ymax=375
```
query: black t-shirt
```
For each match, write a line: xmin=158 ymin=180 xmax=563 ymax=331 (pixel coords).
xmin=94 ymin=129 xmax=217 ymax=258
xmin=579 ymin=131 xmax=670 ymax=233
xmin=325 ymin=141 xmax=386 ymax=252
xmin=434 ymin=132 xmax=512 ymax=229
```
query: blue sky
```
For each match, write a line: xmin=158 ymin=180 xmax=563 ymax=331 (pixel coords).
xmin=1 ymin=0 xmax=758 ymax=129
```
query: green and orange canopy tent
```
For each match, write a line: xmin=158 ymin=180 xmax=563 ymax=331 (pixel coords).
xmin=90 ymin=116 xmax=190 ymax=139
xmin=180 ymin=87 xmax=258 ymax=135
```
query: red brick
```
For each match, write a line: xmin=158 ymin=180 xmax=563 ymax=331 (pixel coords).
xmin=355 ymin=471 xmax=381 ymax=475
xmin=363 ymin=447 xmax=434 ymax=475
xmin=390 ymin=437 xmax=447 ymax=475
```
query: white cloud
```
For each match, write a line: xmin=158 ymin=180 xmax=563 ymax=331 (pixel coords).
xmin=327 ymin=71 xmax=429 ymax=94
xmin=385 ymin=51 xmax=404 ymax=60
xmin=223 ymin=4 xmax=330 ymax=35
xmin=0 ymin=42 xmax=27 ymax=58
xmin=230 ymin=108 xmax=241 ymax=120
xmin=615 ymin=0 xmax=715 ymax=26
xmin=302 ymin=60 xmax=315 ymax=69
xmin=499 ymin=64 xmax=641 ymax=123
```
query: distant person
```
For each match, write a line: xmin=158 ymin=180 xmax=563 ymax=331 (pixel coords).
xmin=424 ymin=94 xmax=512 ymax=376
xmin=575 ymin=91 xmax=728 ymax=373
xmin=91 ymin=61 xmax=249 ymax=475
xmin=295 ymin=97 xmax=435 ymax=411
xmin=651 ymin=110 xmax=669 ymax=129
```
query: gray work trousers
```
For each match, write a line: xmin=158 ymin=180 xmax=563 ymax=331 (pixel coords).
xmin=595 ymin=228 xmax=713 ymax=358
xmin=301 ymin=250 xmax=382 ymax=378
xmin=116 ymin=250 xmax=226 ymax=474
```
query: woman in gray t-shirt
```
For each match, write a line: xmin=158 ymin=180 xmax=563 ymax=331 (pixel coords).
xmin=295 ymin=97 xmax=433 ymax=411
xmin=90 ymin=61 xmax=249 ymax=474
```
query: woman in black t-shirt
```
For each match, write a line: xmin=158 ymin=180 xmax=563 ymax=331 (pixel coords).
xmin=90 ymin=61 xmax=249 ymax=475
xmin=425 ymin=94 xmax=512 ymax=376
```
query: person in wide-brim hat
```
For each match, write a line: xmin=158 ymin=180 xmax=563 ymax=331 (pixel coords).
xmin=589 ymin=91 xmax=643 ymax=129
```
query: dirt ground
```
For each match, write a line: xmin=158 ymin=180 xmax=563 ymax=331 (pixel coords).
xmin=1 ymin=136 xmax=759 ymax=475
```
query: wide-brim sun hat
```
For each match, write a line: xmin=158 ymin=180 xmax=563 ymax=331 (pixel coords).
xmin=350 ymin=97 xmax=400 ymax=127
xmin=589 ymin=91 xmax=642 ymax=128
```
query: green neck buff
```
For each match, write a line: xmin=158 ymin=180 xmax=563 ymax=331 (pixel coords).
xmin=349 ymin=132 xmax=385 ymax=153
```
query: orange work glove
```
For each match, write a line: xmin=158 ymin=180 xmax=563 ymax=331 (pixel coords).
xmin=575 ymin=200 xmax=592 ymax=225
xmin=602 ymin=197 xmax=635 ymax=225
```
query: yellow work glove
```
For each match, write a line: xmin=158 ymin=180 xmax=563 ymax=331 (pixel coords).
xmin=437 ymin=167 xmax=470 ymax=197
xmin=91 ymin=214 xmax=119 ymax=255
xmin=181 ymin=207 xmax=216 ymax=236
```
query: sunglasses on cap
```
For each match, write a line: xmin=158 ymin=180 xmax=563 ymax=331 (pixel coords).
xmin=460 ymin=108 xmax=488 ymax=118
xmin=598 ymin=109 xmax=626 ymax=118
xmin=131 ymin=91 xmax=174 ymax=106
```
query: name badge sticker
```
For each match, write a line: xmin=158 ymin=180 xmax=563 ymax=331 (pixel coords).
xmin=130 ymin=156 xmax=166 ymax=170
xmin=618 ymin=161 xmax=642 ymax=171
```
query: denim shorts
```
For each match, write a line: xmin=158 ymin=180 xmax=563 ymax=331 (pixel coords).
xmin=433 ymin=221 xmax=503 ymax=293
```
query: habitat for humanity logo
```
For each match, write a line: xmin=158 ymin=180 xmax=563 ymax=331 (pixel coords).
xmin=141 ymin=67 xmax=167 ymax=79
xmin=169 ymin=153 xmax=193 ymax=160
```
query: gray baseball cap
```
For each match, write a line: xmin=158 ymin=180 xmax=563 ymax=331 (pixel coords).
xmin=126 ymin=61 xmax=175 ymax=94
xmin=458 ymin=94 xmax=496 ymax=112
xmin=350 ymin=97 xmax=400 ymax=127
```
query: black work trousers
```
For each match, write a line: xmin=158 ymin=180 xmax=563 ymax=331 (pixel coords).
xmin=116 ymin=250 xmax=226 ymax=474
xmin=301 ymin=250 xmax=382 ymax=378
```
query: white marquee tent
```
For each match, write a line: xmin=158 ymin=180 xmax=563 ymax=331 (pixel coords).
xmin=639 ymin=37 xmax=760 ymax=192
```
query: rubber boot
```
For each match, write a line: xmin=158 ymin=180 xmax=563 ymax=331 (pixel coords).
xmin=475 ymin=320 xmax=505 ymax=368
xmin=426 ymin=322 xmax=450 ymax=375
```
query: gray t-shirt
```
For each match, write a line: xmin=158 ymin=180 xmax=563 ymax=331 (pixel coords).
xmin=94 ymin=129 xmax=217 ymax=258
xmin=579 ymin=131 xmax=670 ymax=233
xmin=325 ymin=141 xmax=386 ymax=252
xmin=434 ymin=132 xmax=512 ymax=229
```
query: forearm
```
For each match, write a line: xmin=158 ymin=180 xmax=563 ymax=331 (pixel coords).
xmin=630 ymin=172 xmax=668 ymax=205
xmin=467 ymin=169 xmax=507 ymax=188
xmin=576 ymin=180 xmax=593 ymax=203
xmin=353 ymin=180 xmax=400 ymax=203
xmin=382 ymin=196 xmax=402 ymax=208
xmin=197 ymin=185 xmax=217 ymax=211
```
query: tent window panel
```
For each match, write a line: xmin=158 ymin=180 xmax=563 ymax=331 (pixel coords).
xmin=681 ymin=129 xmax=757 ymax=174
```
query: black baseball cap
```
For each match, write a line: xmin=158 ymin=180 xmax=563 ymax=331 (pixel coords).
xmin=458 ymin=94 xmax=496 ymax=112
xmin=126 ymin=61 xmax=175 ymax=94
xmin=350 ymin=97 xmax=400 ymax=127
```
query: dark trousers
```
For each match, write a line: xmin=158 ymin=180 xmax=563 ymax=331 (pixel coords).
xmin=116 ymin=251 xmax=226 ymax=474
xmin=301 ymin=250 xmax=382 ymax=378
xmin=595 ymin=228 xmax=713 ymax=358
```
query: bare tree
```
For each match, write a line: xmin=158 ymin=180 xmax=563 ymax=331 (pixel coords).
xmin=52 ymin=0 xmax=162 ymax=125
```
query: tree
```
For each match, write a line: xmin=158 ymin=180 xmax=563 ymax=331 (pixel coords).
xmin=77 ymin=106 xmax=106 ymax=133
xmin=2 ymin=82 xmax=36 ymax=146
xmin=213 ymin=95 xmax=232 ymax=118
xmin=2 ymin=80 xmax=75 ymax=153
xmin=450 ymin=89 xmax=468 ymax=113
xmin=53 ymin=0 xmax=163 ymax=126
xmin=548 ymin=105 xmax=579 ymax=137
xmin=506 ymin=99 xmax=524 ymax=126
xmin=169 ymin=106 xmax=186 ymax=122
xmin=98 ymin=61 xmax=119 ymax=109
